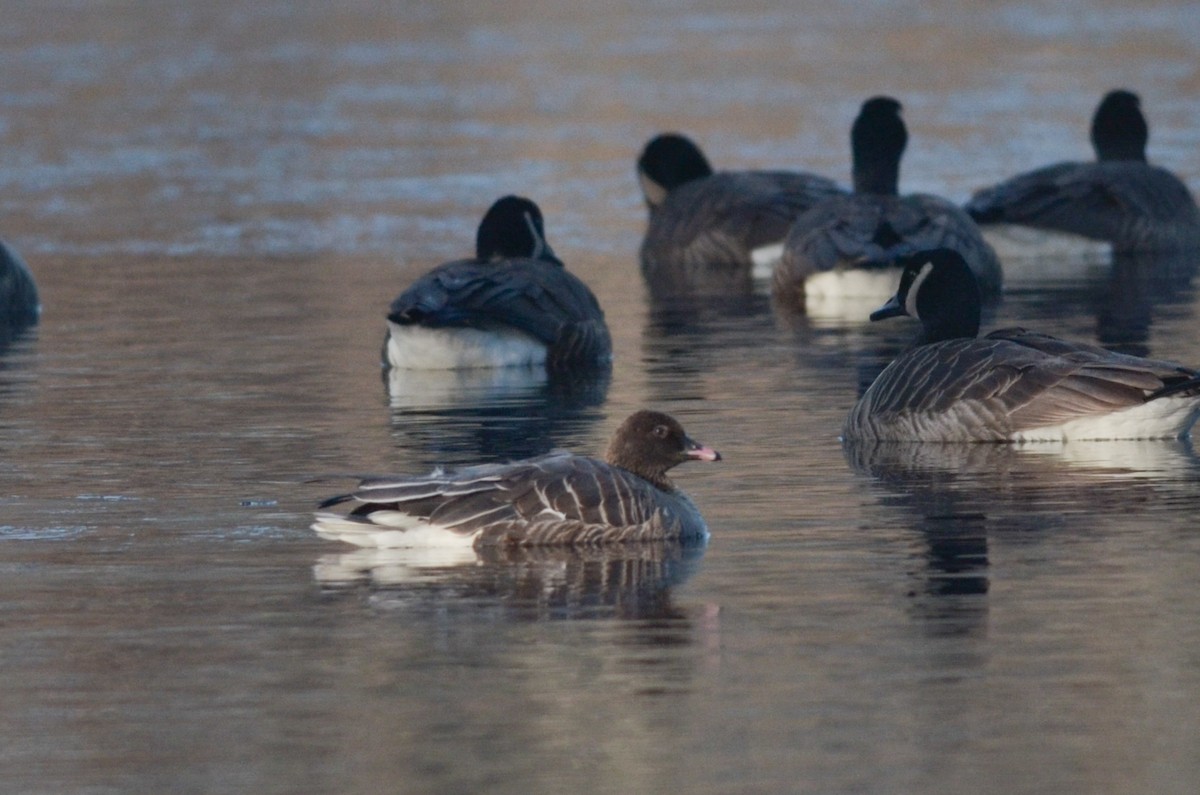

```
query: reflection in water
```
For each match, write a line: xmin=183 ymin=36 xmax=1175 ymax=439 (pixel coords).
xmin=385 ymin=364 xmax=611 ymax=468
xmin=845 ymin=438 xmax=1200 ymax=637
xmin=1004 ymin=248 xmax=1198 ymax=355
xmin=1096 ymin=250 xmax=1198 ymax=353
xmin=314 ymin=540 xmax=707 ymax=621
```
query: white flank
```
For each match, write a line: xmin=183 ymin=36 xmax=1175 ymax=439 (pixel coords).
xmin=982 ymin=224 xmax=1112 ymax=268
xmin=804 ymin=269 xmax=903 ymax=323
xmin=750 ymin=242 xmax=785 ymax=279
xmin=1012 ymin=396 xmax=1200 ymax=442
xmin=312 ymin=512 xmax=481 ymax=549
xmin=386 ymin=322 xmax=547 ymax=370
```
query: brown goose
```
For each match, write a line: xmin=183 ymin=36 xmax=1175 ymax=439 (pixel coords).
xmin=636 ymin=133 xmax=845 ymax=291
xmin=312 ymin=411 xmax=721 ymax=548
xmin=773 ymin=97 xmax=1002 ymax=311
xmin=966 ymin=90 xmax=1200 ymax=253
xmin=844 ymin=248 xmax=1200 ymax=442
xmin=384 ymin=195 xmax=611 ymax=373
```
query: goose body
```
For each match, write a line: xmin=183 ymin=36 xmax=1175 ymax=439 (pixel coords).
xmin=385 ymin=196 xmax=611 ymax=372
xmin=844 ymin=248 xmax=1200 ymax=442
xmin=774 ymin=97 xmax=1002 ymax=312
xmin=966 ymin=90 xmax=1200 ymax=253
xmin=313 ymin=411 xmax=720 ymax=548
xmin=0 ymin=240 xmax=39 ymax=332
xmin=637 ymin=133 xmax=845 ymax=290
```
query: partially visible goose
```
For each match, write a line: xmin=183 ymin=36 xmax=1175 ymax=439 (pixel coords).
xmin=966 ymin=90 xmax=1200 ymax=253
xmin=637 ymin=133 xmax=845 ymax=290
xmin=313 ymin=410 xmax=721 ymax=548
xmin=385 ymin=196 xmax=611 ymax=372
xmin=0 ymin=239 xmax=39 ymax=334
xmin=844 ymin=248 xmax=1200 ymax=442
xmin=773 ymin=97 xmax=1002 ymax=313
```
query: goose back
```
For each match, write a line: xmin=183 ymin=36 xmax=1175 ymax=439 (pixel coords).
xmin=386 ymin=195 xmax=611 ymax=371
xmin=773 ymin=96 xmax=1001 ymax=308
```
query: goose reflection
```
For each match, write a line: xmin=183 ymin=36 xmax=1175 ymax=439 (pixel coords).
xmin=1002 ymin=248 xmax=1197 ymax=356
xmin=844 ymin=439 xmax=1200 ymax=636
xmin=313 ymin=540 xmax=707 ymax=621
xmin=385 ymin=365 xmax=611 ymax=469
xmin=1095 ymin=249 xmax=1198 ymax=354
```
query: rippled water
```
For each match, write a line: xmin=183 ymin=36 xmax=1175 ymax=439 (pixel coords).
xmin=4 ymin=2 xmax=1200 ymax=793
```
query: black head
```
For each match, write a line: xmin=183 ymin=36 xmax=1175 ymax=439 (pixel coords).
xmin=851 ymin=96 xmax=907 ymax=195
xmin=637 ymin=133 xmax=715 ymax=208
xmin=869 ymin=248 xmax=982 ymax=344
xmin=605 ymin=410 xmax=720 ymax=489
xmin=1090 ymin=89 xmax=1148 ymax=163
xmin=474 ymin=195 xmax=560 ymax=263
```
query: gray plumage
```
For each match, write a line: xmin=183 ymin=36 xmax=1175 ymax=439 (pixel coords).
xmin=966 ymin=90 xmax=1200 ymax=252
xmin=637 ymin=133 xmax=845 ymax=291
xmin=844 ymin=248 xmax=1200 ymax=442
xmin=315 ymin=410 xmax=720 ymax=547
xmin=774 ymin=97 xmax=1002 ymax=305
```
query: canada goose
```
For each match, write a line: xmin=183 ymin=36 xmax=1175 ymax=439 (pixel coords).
xmin=384 ymin=196 xmax=611 ymax=372
xmin=637 ymin=132 xmax=845 ymax=291
xmin=966 ymin=90 xmax=1200 ymax=253
xmin=313 ymin=410 xmax=721 ymax=548
xmin=844 ymin=248 xmax=1200 ymax=442
xmin=774 ymin=97 xmax=1002 ymax=313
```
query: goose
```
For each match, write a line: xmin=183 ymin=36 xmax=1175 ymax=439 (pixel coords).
xmin=773 ymin=97 xmax=1002 ymax=312
xmin=843 ymin=248 xmax=1200 ymax=442
xmin=312 ymin=410 xmax=721 ymax=548
xmin=384 ymin=196 xmax=611 ymax=372
xmin=966 ymin=90 xmax=1200 ymax=253
xmin=636 ymin=132 xmax=845 ymax=290
xmin=0 ymin=239 xmax=39 ymax=333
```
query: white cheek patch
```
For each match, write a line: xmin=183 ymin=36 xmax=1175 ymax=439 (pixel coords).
xmin=905 ymin=262 xmax=934 ymax=319
xmin=524 ymin=211 xmax=545 ymax=259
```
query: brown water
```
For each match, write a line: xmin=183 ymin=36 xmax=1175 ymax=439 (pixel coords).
xmin=3 ymin=2 xmax=1200 ymax=793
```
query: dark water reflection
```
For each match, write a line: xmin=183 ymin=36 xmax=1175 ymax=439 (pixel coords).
xmin=315 ymin=540 xmax=707 ymax=622
xmin=5 ymin=1 xmax=1200 ymax=793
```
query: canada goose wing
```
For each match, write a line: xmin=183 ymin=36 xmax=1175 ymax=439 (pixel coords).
xmin=964 ymin=161 xmax=1191 ymax=238
xmin=647 ymin=171 xmax=844 ymax=266
xmin=388 ymin=259 xmax=601 ymax=346
xmin=860 ymin=333 xmax=1186 ymax=435
xmin=984 ymin=328 xmax=1193 ymax=430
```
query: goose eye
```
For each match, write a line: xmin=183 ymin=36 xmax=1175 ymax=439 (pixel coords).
xmin=652 ymin=424 xmax=670 ymax=439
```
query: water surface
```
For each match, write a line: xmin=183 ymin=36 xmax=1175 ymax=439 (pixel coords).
xmin=3 ymin=2 xmax=1200 ymax=793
